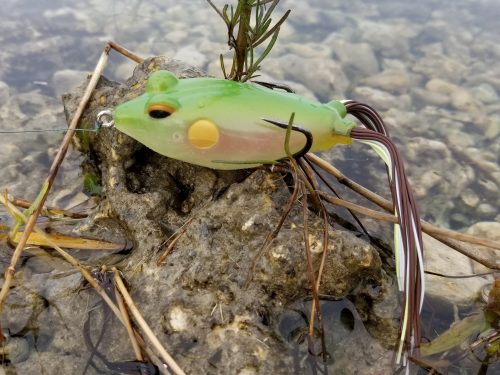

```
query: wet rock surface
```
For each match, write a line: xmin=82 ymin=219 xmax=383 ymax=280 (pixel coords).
xmin=26 ymin=57 xmax=394 ymax=373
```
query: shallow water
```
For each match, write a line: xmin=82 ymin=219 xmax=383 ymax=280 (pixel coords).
xmin=0 ymin=0 xmax=498 ymax=373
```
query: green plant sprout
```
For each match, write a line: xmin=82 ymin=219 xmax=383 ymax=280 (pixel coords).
xmin=206 ymin=0 xmax=290 ymax=81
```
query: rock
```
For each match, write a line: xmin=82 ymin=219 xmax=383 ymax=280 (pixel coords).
xmin=423 ymin=234 xmax=491 ymax=305
xmin=264 ymin=54 xmax=349 ymax=99
xmin=425 ymin=79 xmax=482 ymax=112
xmin=0 ymin=285 xmax=36 ymax=336
xmin=477 ymin=203 xmax=498 ymax=217
xmin=483 ymin=115 xmax=500 ymax=138
xmin=412 ymin=87 xmax=451 ymax=106
xmin=478 ymin=178 xmax=499 ymax=195
xmin=283 ymin=42 xmax=331 ymax=59
xmin=450 ymin=88 xmax=482 ymax=112
xmin=352 ymin=86 xmax=411 ymax=110
xmin=361 ymin=69 xmax=410 ymax=94
xmin=471 ymin=83 xmax=499 ymax=104
xmin=404 ymin=137 xmax=476 ymax=226
xmin=466 ymin=222 xmax=500 ymax=273
xmin=56 ymin=56 xmax=395 ymax=374
xmin=425 ymin=78 xmax=456 ymax=94
xmin=3 ymin=337 xmax=30 ymax=364
xmin=460 ymin=188 xmax=480 ymax=207
xmin=329 ymin=38 xmax=380 ymax=76
xmin=413 ymin=53 xmax=468 ymax=81
xmin=357 ymin=20 xmax=420 ymax=57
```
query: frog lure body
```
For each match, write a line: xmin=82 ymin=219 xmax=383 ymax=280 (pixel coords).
xmin=112 ymin=70 xmax=424 ymax=365
xmin=115 ymin=71 xmax=355 ymax=169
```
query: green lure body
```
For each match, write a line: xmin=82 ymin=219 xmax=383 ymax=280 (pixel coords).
xmin=114 ymin=70 xmax=355 ymax=169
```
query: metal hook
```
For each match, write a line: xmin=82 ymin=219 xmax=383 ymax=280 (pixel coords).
xmin=96 ymin=110 xmax=115 ymax=128
xmin=261 ymin=117 xmax=313 ymax=159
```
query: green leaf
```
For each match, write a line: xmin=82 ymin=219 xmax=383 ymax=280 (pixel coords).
xmin=83 ymin=173 xmax=102 ymax=196
xmin=420 ymin=314 xmax=489 ymax=356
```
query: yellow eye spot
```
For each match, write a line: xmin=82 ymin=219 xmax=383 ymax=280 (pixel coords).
xmin=187 ymin=120 xmax=220 ymax=149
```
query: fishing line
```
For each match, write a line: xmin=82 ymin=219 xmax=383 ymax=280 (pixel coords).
xmin=0 ymin=110 xmax=114 ymax=134
xmin=0 ymin=127 xmax=99 ymax=134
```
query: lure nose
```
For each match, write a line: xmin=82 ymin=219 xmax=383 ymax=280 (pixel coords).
xmin=114 ymin=98 xmax=145 ymax=131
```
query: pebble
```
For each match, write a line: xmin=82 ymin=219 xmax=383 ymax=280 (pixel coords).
xmin=358 ymin=20 xmax=420 ymax=57
xmin=0 ymin=143 xmax=23 ymax=162
xmin=477 ymin=203 xmax=498 ymax=217
xmin=466 ymin=221 xmax=500 ymax=272
xmin=483 ymin=115 xmax=500 ymax=138
xmin=414 ymin=170 xmax=442 ymax=198
xmin=471 ymin=83 xmax=499 ymax=104
xmin=264 ymin=54 xmax=349 ymax=99
xmin=423 ymin=233 xmax=490 ymax=304
xmin=460 ymin=188 xmax=480 ymax=207
xmin=444 ymin=128 xmax=475 ymax=149
xmin=450 ymin=88 xmax=481 ymax=112
xmin=329 ymin=38 xmax=380 ymax=76
xmin=361 ymin=69 xmax=410 ymax=94
xmin=3 ymin=337 xmax=30 ymax=364
xmin=352 ymin=86 xmax=411 ymax=110
xmin=425 ymin=78 xmax=456 ymax=94
xmin=478 ymin=178 xmax=499 ymax=194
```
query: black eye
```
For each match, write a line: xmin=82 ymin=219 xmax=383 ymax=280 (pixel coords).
xmin=148 ymin=104 xmax=175 ymax=119
xmin=149 ymin=110 xmax=170 ymax=119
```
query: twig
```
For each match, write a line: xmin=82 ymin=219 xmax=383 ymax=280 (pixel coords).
xmin=108 ymin=40 xmax=144 ymax=63
xmin=307 ymin=153 xmax=390 ymax=208
xmin=157 ymin=217 xmax=195 ymax=265
xmin=306 ymin=153 xmax=500 ymax=251
xmin=113 ymin=268 xmax=186 ymax=375
xmin=300 ymin=184 xmax=320 ymax=332
xmin=297 ymin=159 xmax=330 ymax=338
xmin=115 ymin=286 xmax=143 ymax=361
xmin=7 ymin=194 xmax=88 ymax=218
xmin=318 ymin=191 xmax=398 ymax=223
xmin=430 ymin=235 xmax=499 ymax=270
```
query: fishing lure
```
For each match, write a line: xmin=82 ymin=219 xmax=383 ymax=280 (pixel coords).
xmin=109 ymin=70 xmax=424 ymax=364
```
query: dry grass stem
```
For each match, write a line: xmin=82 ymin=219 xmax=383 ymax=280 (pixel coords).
xmin=115 ymin=286 xmax=143 ymax=361
xmin=318 ymin=191 xmax=398 ymax=223
xmin=112 ymin=268 xmax=186 ymax=375
xmin=157 ymin=217 xmax=194 ymax=265
xmin=297 ymin=160 xmax=330 ymax=335
xmin=108 ymin=40 xmax=144 ymax=63
xmin=7 ymin=194 xmax=88 ymax=218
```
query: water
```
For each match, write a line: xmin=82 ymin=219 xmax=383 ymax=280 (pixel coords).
xmin=0 ymin=0 xmax=498 ymax=373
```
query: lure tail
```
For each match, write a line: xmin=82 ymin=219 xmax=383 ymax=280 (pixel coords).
xmin=345 ymin=101 xmax=424 ymax=365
